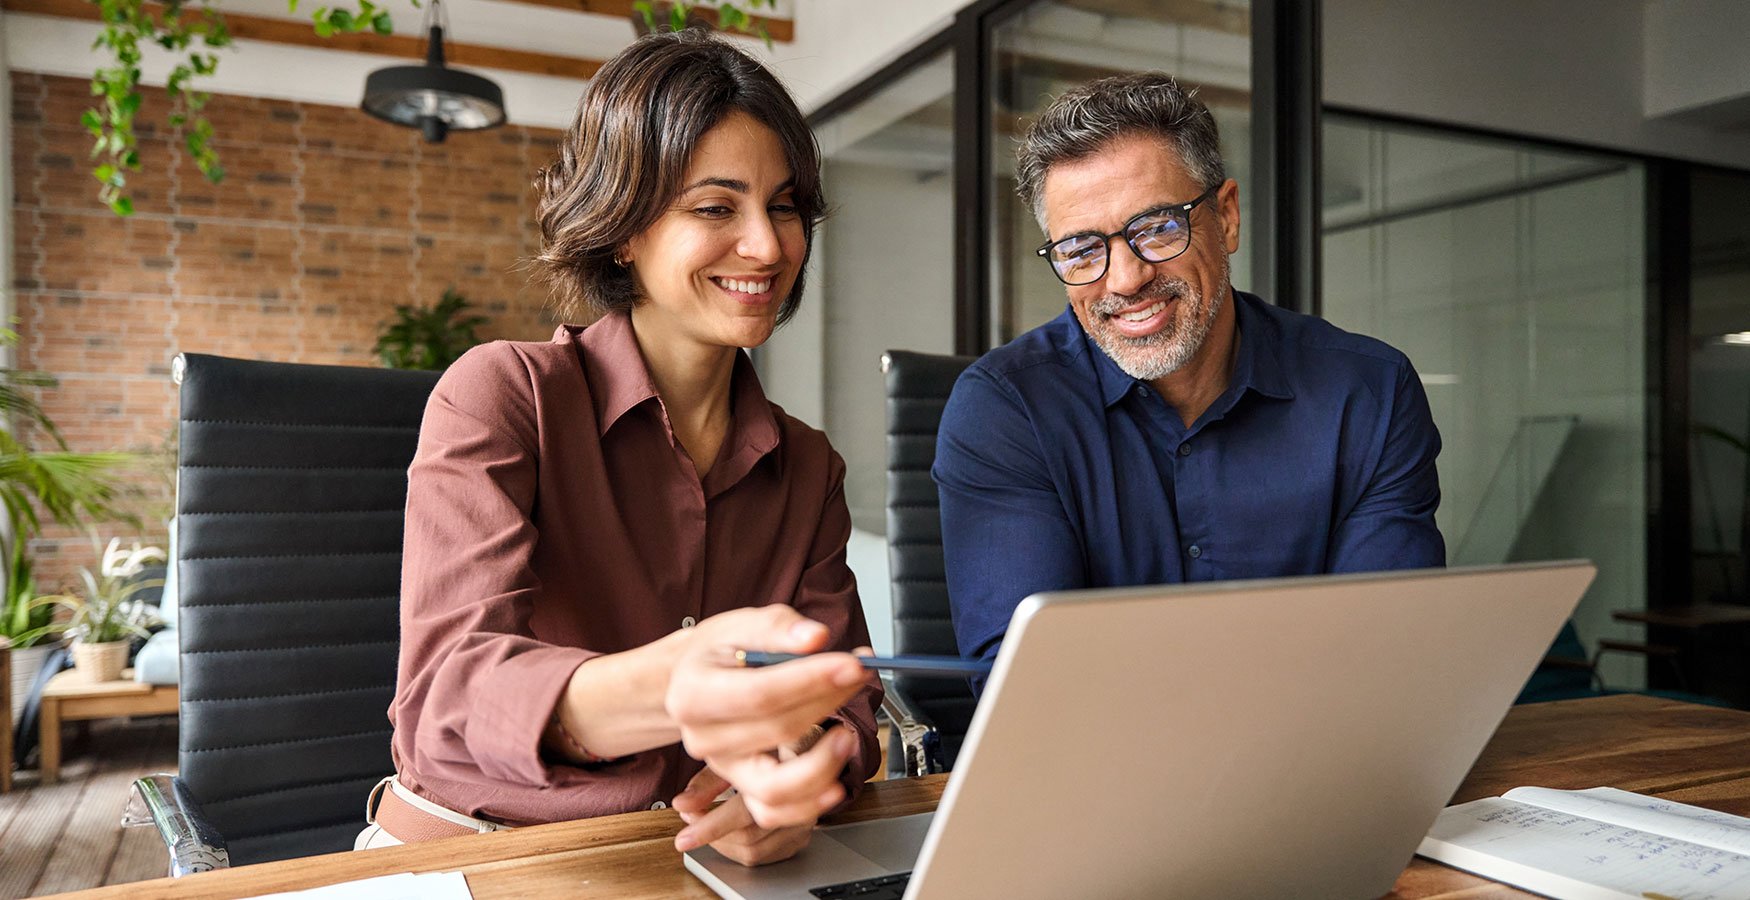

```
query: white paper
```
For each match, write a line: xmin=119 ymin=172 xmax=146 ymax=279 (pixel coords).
xmin=1505 ymin=786 xmax=1750 ymax=857
xmin=1420 ymin=795 xmax=1750 ymax=900
xmin=242 ymin=871 xmax=472 ymax=900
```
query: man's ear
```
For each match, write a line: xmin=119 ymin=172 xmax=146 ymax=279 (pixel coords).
xmin=1217 ymin=179 xmax=1241 ymax=255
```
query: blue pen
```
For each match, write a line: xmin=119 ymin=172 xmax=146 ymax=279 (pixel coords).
xmin=734 ymin=650 xmax=992 ymax=678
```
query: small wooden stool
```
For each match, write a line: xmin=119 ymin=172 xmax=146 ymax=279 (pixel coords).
xmin=39 ymin=668 xmax=177 ymax=784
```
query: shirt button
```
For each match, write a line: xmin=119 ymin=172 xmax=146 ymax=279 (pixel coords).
xmin=650 ymin=800 xmax=668 ymax=810
xmin=1133 ymin=384 xmax=1149 ymax=397
xmin=1178 ymin=443 xmax=1192 ymax=457
xmin=1188 ymin=544 xmax=1202 ymax=559
xmin=680 ymin=616 xmax=696 ymax=628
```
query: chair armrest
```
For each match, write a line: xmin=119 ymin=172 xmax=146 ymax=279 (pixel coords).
xmin=879 ymin=672 xmax=945 ymax=778
xmin=123 ymin=774 xmax=230 ymax=876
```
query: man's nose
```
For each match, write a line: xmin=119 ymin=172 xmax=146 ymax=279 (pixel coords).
xmin=1103 ymin=240 xmax=1153 ymax=296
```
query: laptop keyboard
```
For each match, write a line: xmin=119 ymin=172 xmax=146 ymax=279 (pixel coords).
xmin=808 ymin=871 xmax=911 ymax=899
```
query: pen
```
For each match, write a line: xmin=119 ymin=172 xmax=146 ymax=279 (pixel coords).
xmin=734 ymin=650 xmax=993 ymax=678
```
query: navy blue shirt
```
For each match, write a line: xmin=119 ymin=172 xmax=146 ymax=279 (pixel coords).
xmin=935 ymin=291 xmax=1445 ymax=672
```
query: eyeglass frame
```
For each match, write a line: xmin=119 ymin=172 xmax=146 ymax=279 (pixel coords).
xmin=1033 ymin=183 xmax=1223 ymax=286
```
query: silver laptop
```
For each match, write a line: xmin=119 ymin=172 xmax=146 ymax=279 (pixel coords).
xmin=685 ymin=561 xmax=1595 ymax=900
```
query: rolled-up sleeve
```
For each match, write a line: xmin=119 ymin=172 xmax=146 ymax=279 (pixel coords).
xmin=789 ymin=449 xmax=884 ymax=805
xmin=1326 ymin=355 xmax=1446 ymax=573
xmin=395 ymin=344 xmax=598 ymax=789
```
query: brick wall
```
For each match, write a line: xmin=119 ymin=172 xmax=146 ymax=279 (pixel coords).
xmin=11 ymin=71 xmax=566 ymax=589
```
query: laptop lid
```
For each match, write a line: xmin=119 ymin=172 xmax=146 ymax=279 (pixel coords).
xmin=903 ymin=561 xmax=1593 ymax=899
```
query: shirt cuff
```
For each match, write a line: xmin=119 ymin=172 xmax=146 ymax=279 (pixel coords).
xmin=821 ymin=682 xmax=884 ymax=816
xmin=465 ymin=644 xmax=598 ymax=786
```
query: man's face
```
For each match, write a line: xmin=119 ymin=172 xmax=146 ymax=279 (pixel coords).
xmin=1039 ymin=134 xmax=1240 ymax=382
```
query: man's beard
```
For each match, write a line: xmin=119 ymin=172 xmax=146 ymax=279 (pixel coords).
xmin=1087 ymin=259 xmax=1227 ymax=382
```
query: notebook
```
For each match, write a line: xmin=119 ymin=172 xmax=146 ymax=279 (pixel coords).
xmin=686 ymin=561 xmax=1595 ymax=899
xmin=1420 ymin=786 xmax=1750 ymax=899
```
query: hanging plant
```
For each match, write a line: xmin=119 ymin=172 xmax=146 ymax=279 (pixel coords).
xmin=86 ymin=0 xmax=778 ymax=217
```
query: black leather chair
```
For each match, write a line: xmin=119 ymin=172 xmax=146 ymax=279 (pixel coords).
xmin=134 ymin=353 xmax=439 ymax=869
xmin=881 ymin=350 xmax=977 ymax=776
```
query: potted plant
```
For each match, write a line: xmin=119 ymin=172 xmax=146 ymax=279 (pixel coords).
xmin=31 ymin=539 xmax=164 ymax=683
xmin=373 ymin=288 xmax=489 ymax=370
xmin=0 ymin=327 xmax=139 ymax=709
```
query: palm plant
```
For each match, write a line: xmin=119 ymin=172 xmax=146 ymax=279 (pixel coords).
xmin=0 ymin=328 xmax=138 ymax=648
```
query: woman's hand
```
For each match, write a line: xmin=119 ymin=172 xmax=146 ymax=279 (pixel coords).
xmin=666 ymin=605 xmax=869 ymax=836
xmin=671 ymin=766 xmax=816 ymax=865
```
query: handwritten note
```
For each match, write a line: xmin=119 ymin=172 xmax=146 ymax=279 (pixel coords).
xmin=1420 ymin=792 xmax=1750 ymax=900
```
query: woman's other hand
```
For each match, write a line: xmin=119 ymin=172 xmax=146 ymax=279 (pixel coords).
xmin=666 ymin=605 xmax=868 ymax=831
xmin=671 ymin=765 xmax=816 ymax=865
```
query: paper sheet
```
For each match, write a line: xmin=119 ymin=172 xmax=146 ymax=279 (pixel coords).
xmin=242 ymin=871 xmax=472 ymax=900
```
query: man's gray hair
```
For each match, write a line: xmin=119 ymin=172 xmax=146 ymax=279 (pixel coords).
xmin=1016 ymin=72 xmax=1225 ymax=231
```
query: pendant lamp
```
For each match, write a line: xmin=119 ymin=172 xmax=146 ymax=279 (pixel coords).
xmin=361 ymin=0 xmax=506 ymax=143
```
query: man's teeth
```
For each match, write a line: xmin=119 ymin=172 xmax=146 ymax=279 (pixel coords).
xmin=716 ymin=277 xmax=771 ymax=294
xmin=1118 ymin=300 xmax=1166 ymax=322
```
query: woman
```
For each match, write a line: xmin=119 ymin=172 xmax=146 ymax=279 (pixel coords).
xmin=361 ymin=30 xmax=883 ymax=866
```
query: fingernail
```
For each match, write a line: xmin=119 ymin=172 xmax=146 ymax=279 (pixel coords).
xmin=834 ymin=663 xmax=865 ymax=687
xmin=791 ymin=620 xmax=826 ymax=642
xmin=834 ymin=728 xmax=857 ymax=755
xmin=817 ymin=786 xmax=842 ymax=809
xmin=675 ymin=832 xmax=698 ymax=852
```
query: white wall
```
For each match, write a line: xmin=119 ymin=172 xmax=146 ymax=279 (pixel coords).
xmin=1324 ymin=0 xmax=1750 ymax=170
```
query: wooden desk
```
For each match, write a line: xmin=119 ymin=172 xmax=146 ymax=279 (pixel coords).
xmin=41 ymin=695 xmax=1750 ymax=900
xmin=1612 ymin=603 xmax=1750 ymax=629
xmin=39 ymin=669 xmax=178 ymax=784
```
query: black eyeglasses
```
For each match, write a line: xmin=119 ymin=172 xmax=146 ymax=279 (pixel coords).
xmin=1035 ymin=184 xmax=1221 ymax=286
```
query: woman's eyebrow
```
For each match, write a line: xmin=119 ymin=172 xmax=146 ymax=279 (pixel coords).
xmin=680 ymin=177 xmax=749 ymax=194
xmin=678 ymin=177 xmax=797 ymax=196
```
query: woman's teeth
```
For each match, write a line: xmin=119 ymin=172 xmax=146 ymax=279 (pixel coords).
xmin=715 ymin=277 xmax=771 ymax=294
xmin=1119 ymin=300 xmax=1166 ymax=322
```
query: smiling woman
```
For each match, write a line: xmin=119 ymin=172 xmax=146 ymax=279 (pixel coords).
xmin=370 ymin=29 xmax=883 ymax=870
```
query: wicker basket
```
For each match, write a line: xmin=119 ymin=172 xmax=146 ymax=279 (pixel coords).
xmin=71 ymin=640 xmax=130 ymax=683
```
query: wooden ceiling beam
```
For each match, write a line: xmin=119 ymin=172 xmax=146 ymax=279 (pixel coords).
xmin=4 ymin=0 xmax=605 ymax=80
xmin=504 ymin=0 xmax=795 ymax=42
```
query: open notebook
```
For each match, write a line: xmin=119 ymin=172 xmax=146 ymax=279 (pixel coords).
xmin=1419 ymin=786 xmax=1750 ymax=900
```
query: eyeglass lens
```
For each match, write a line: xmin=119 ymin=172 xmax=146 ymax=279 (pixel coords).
xmin=1046 ymin=207 xmax=1191 ymax=285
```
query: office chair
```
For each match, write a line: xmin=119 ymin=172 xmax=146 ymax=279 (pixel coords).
xmin=131 ymin=353 xmax=440 ymax=871
xmin=881 ymin=349 xmax=978 ymax=777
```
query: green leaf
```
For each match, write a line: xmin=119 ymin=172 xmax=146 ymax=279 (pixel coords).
xmin=93 ymin=163 xmax=116 ymax=183
xmin=80 ymin=109 xmax=103 ymax=134
xmin=108 ymin=195 xmax=133 ymax=216
xmin=670 ymin=4 xmax=686 ymax=32
xmin=372 ymin=12 xmax=392 ymax=34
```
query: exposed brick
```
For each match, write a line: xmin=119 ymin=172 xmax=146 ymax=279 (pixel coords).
xmin=14 ymin=73 xmax=565 ymax=587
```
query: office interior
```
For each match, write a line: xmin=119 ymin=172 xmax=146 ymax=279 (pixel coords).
xmin=2 ymin=0 xmax=1750 ymax=897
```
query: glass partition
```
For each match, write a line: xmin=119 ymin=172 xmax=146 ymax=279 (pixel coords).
xmin=1322 ymin=114 xmax=1648 ymax=688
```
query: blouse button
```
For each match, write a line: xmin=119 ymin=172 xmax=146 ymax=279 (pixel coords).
xmin=1188 ymin=544 xmax=1203 ymax=559
xmin=650 ymin=800 xmax=668 ymax=810
xmin=1178 ymin=442 xmax=1192 ymax=457
xmin=681 ymin=616 xmax=697 ymax=628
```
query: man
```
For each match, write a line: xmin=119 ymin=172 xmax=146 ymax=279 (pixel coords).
xmin=936 ymin=72 xmax=1444 ymax=683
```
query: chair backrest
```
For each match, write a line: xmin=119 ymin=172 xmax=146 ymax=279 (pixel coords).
xmin=883 ymin=349 xmax=978 ymax=770
xmin=174 ymin=353 xmax=439 ymax=865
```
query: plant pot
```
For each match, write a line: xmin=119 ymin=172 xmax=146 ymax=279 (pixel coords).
xmin=71 ymin=640 xmax=129 ymax=684
xmin=8 ymin=639 xmax=63 ymax=720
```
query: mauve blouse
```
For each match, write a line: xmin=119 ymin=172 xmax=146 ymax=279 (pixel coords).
xmin=388 ymin=309 xmax=882 ymax=826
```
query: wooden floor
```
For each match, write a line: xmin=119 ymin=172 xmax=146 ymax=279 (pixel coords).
xmin=0 ymin=717 xmax=177 ymax=899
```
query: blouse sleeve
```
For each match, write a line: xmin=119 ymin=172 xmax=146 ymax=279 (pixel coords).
xmin=394 ymin=344 xmax=601 ymax=788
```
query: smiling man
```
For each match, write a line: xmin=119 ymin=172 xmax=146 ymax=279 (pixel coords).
xmin=936 ymin=73 xmax=1446 ymax=684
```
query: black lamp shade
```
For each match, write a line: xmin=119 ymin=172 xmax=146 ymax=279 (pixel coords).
xmin=361 ymin=24 xmax=506 ymax=143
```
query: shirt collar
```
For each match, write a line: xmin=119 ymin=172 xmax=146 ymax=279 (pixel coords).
xmin=1086 ymin=290 xmax=1295 ymax=409
xmin=568 ymin=311 xmax=781 ymax=462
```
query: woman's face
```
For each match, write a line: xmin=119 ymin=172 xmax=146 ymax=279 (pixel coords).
xmin=624 ymin=110 xmax=806 ymax=352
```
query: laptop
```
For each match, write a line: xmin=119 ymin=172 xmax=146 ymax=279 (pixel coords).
xmin=685 ymin=561 xmax=1595 ymax=900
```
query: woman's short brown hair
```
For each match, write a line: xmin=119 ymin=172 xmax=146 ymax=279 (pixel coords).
xmin=534 ymin=29 xmax=825 ymax=325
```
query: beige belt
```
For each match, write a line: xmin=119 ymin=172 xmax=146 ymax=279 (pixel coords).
xmin=365 ymin=776 xmax=510 ymax=844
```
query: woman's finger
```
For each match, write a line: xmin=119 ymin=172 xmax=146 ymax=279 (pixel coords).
xmin=674 ymin=792 xmax=758 ymax=853
xmin=706 ymin=728 xmax=856 ymax=828
xmin=672 ymin=766 xmax=732 ymax=816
